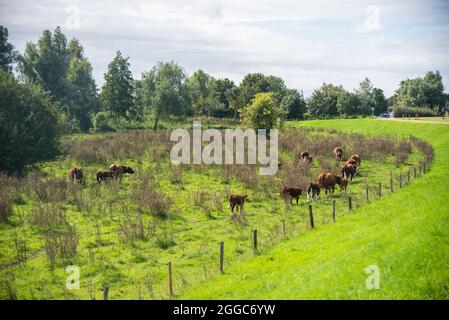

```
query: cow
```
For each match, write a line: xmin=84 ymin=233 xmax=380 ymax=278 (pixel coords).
xmin=333 ymin=147 xmax=343 ymax=161
xmin=68 ymin=167 xmax=83 ymax=183
xmin=304 ymin=155 xmax=313 ymax=163
xmin=317 ymin=173 xmax=343 ymax=196
xmin=343 ymin=158 xmax=358 ymax=167
xmin=349 ymin=154 xmax=362 ymax=166
xmin=109 ymin=164 xmax=135 ymax=181
xmin=340 ymin=164 xmax=358 ymax=182
xmin=96 ymin=170 xmax=116 ymax=183
xmin=300 ymin=151 xmax=310 ymax=161
xmin=281 ymin=187 xmax=302 ymax=205
xmin=307 ymin=183 xmax=321 ymax=202
xmin=339 ymin=177 xmax=349 ymax=193
xmin=229 ymin=194 xmax=247 ymax=218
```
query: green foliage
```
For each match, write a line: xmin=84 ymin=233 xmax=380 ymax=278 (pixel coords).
xmin=0 ymin=69 xmax=59 ymax=174
xmin=391 ymin=106 xmax=438 ymax=118
xmin=100 ymin=51 xmax=134 ymax=119
xmin=356 ymin=78 xmax=388 ymax=116
xmin=141 ymin=61 xmax=190 ymax=129
xmin=307 ymin=83 xmax=344 ymax=117
xmin=394 ymin=71 xmax=447 ymax=112
xmin=280 ymin=89 xmax=306 ymax=119
xmin=0 ymin=26 xmax=17 ymax=72
xmin=240 ymin=92 xmax=285 ymax=129
xmin=237 ymin=73 xmax=287 ymax=110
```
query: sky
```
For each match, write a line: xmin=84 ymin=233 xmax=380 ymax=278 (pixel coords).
xmin=1 ymin=0 xmax=449 ymax=97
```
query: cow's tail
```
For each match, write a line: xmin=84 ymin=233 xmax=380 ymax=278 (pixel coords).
xmin=96 ymin=173 xmax=101 ymax=183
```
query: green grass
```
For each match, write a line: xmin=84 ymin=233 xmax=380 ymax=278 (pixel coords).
xmin=179 ymin=119 xmax=449 ymax=299
xmin=0 ymin=119 xmax=442 ymax=300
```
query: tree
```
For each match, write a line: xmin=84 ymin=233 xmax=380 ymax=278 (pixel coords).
xmin=394 ymin=71 xmax=447 ymax=112
xmin=0 ymin=26 xmax=17 ymax=72
xmin=336 ymin=90 xmax=359 ymax=116
xmin=100 ymin=51 xmax=134 ymax=119
xmin=187 ymin=69 xmax=215 ymax=116
xmin=141 ymin=61 xmax=190 ymax=129
xmin=0 ymin=69 xmax=59 ymax=175
xmin=209 ymin=78 xmax=238 ymax=118
xmin=237 ymin=73 xmax=287 ymax=110
xmin=371 ymin=87 xmax=388 ymax=115
xmin=307 ymin=83 xmax=344 ymax=118
xmin=66 ymin=39 xmax=99 ymax=131
xmin=280 ymin=89 xmax=306 ymax=119
xmin=240 ymin=92 xmax=285 ymax=130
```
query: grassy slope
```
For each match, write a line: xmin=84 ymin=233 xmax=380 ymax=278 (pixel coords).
xmin=180 ymin=119 xmax=449 ymax=299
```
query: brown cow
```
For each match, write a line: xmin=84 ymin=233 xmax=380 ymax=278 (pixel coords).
xmin=343 ymin=158 xmax=358 ymax=167
xmin=229 ymin=194 xmax=247 ymax=217
xmin=340 ymin=177 xmax=349 ymax=192
xmin=317 ymin=173 xmax=343 ymax=196
xmin=109 ymin=164 xmax=135 ymax=181
xmin=333 ymin=147 xmax=343 ymax=161
xmin=281 ymin=187 xmax=302 ymax=205
xmin=68 ymin=167 xmax=83 ymax=183
xmin=304 ymin=155 xmax=313 ymax=163
xmin=96 ymin=170 xmax=116 ymax=183
xmin=340 ymin=164 xmax=358 ymax=182
xmin=349 ymin=154 xmax=362 ymax=166
xmin=307 ymin=183 xmax=321 ymax=201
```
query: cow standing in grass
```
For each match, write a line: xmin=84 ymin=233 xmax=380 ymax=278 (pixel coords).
xmin=317 ymin=173 xmax=343 ymax=196
xmin=307 ymin=183 xmax=321 ymax=202
xmin=68 ymin=167 xmax=83 ymax=183
xmin=341 ymin=164 xmax=358 ymax=182
xmin=281 ymin=187 xmax=302 ymax=205
xmin=96 ymin=170 xmax=116 ymax=183
xmin=109 ymin=164 xmax=135 ymax=181
xmin=333 ymin=147 xmax=343 ymax=161
xmin=229 ymin=194 xmax=247 ymax=218
xmin=349 ymin=154 xmax=362 ymax=166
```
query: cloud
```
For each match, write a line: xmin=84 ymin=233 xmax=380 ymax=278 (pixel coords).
xmin=1 ymin=0 xmax=449 ymax=96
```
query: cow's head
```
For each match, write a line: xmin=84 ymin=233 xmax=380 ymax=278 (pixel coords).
xmin=125 ymin=166 xmax=135 ymax=174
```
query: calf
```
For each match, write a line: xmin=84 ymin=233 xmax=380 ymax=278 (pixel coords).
xmin=339 ymin=177 xmax=349 ymax=193
xmin=340 ymin=164 xmax=358 ymax=182
xmin=281 ymin=187 xmax=302 ymax=205
xmin=229 ymin=194 xmax=247 ymax=218
xmin=349 ymin=154 xmax=362 ymax=166
xmin=307 ymin=183 xmax=321 ymax=202
xmin=68 ymin=167 xmax=83 ymax=183
xmin=109 ymin=164 xmax=135 ymax=181
xmin=300 ymin=151 xmax=309 ymax=161
xmin=317 ymin=173 xmax=342 ymax=196
xmin=333 ymin=147 xmax=343 ymax=161
xmin=96 ymin=170 xmax=116 ymax=183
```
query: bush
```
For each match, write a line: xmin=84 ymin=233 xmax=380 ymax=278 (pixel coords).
xmin=92 ymin=111 xmax=117 ymax=132
xmin=392 ymin=106 xmax=438 ymax=117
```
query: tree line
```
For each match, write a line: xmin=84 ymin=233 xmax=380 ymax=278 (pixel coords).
xmin=0 ymin=25 xmax=447 ymax=174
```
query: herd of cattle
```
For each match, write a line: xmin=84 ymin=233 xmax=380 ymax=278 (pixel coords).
xmin=67 ymin=147 xmax=361 ymax=218
xmin=229 ymin=147 xmax=362 ymax=216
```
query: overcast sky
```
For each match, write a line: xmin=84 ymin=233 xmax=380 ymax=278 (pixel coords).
xmin=1 ymin=0 xmax=449 ymax=97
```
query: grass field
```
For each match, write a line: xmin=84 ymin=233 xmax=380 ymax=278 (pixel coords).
xmin=0 ymin=119 xmax=444 ymax=300
xmin=180 ymin=119 xmax=449 ymax=299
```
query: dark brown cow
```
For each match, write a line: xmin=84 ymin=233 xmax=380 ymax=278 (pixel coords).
xmin=349 ymin=154 xmax=362 ymax=166
xmin=333 ymin=147 xmax=343 ymax=161
xmin=317 ymin=173 xmax=343 ymax=196
xmin=300 ymin=151 xmax=309 ymax=161
xmin=68 ymin=167 xmax=83 ymax=183
xmin=281 ymin=187 xmax=302 ymax=205
xmin=96 ymin=170 xmax=116 ymax=183
xmin=307 ymin=183 xmax=321 ymax=201
xmin=340 ymin=164 xmax=358 ymax=182
xmin=109 ymin=164 xmax=135 ymax=181
xmin=339 ymin=177 xmax=349 ymax=192
xmin=229 ymin=194 xmax=247 ymax=217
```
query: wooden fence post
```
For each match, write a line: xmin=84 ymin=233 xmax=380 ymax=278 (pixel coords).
xmin=253 ymin=230 xmax=258 ymax=252
xmin=407 ymin=170 xmax=410 ymax=183
xmin=365 ymin=186 xmax=369 ymax=202
xmin=390 ymin=175 xmax=393 ymax=193
xmin=399 ymin=174 xmax=403 ymax=188
xmin=168 ymin=261 xmax=173 ymax=298
xmin=332 ymin=200 xmax=336 ymax=222
xmin=103 ymin=286 xmax=109 ymax=300
xmin=282 ymin=219 xmax=286 ymax=239
xmin=219 ymin=242 xmax=224 ymax=273
xmin=413 ymin=166 xmax=417 ymax=179
xmin=378 ymin=182 xmax=382 ymax=198
xmin=308 ymin=205 xmax=314 ymax=228
xmin=348 ymin=196 xmax=352 ymax=211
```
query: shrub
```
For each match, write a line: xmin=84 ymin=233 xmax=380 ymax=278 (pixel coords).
xmin=392 ymin=106 xmax=437 ymax=118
